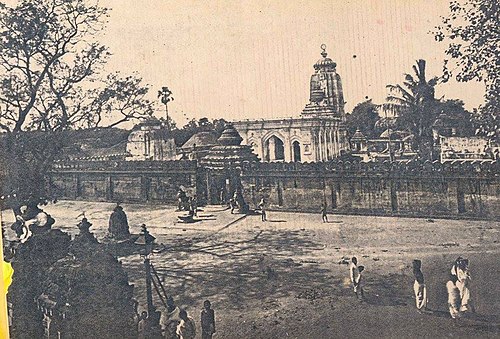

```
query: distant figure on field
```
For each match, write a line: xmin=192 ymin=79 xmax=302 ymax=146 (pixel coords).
xmin=229 ymin=196 xmax=237 ymax=214
xmin=177 ymin=188 xmax=188 ymax=211
xmin=321 ymin=202 xmax=328 ymax=223
xmin=201 ymin=300 xmax=216 ymax=339
xmin=177 ymin=309 xmax=196 ymax=339
xmin=108 ymin=204 xmax=130 ymax=240
xmin=446 ymin=275 xmax=461 ymax=319
xmin=190 ymin=195 xmax=198 ymax=216
xmin=258 ymin=198 xmax=267 ymax=221
xmin=219 ymin=188 xmax=226 ymax=206
xmin=412 ymin=259 xmax=428 ymax=313
xmin=450 ymin=257 xmax=473 ymax=314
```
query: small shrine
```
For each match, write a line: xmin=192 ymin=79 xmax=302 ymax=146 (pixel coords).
xmin=200 ymin=124 xmax=258 ymax=209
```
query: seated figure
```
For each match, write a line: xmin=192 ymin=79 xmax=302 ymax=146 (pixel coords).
xmin=108 ymin=204 xmax=130 ymax=240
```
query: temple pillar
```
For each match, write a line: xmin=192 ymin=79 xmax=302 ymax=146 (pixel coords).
xmin=269 ymin=137 xmax=276 ymax=161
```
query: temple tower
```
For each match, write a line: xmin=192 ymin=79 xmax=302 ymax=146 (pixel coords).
xmin=302 ymin=44 xmax=345 ymax=118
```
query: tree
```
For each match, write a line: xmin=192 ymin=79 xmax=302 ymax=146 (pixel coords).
xmin=345 ymin=99 xmax=380 ymax=138
xmin=0 ymin=0 xmax=153 ymax=204
xmin=433 ymin=0 xmax=499 ymax=138
xmin=382 ymin=59 xmax=440 ymax=157
xmin=434 ymin=99 xmax=474 ymax=136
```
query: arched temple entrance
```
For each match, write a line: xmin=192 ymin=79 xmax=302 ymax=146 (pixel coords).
xmin=264 ymin=136 xmax=285 ymax=162
xmin=292 ymin=141 xmax=301 ymax=162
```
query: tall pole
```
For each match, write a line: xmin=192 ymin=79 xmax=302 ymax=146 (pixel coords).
xmin=385 ymin=106 xmax=394 ymax=162
xmin=145 ymin=257 xmax=154 ymax=315
xmin=158 ymin=87 xmax=174 ymax=132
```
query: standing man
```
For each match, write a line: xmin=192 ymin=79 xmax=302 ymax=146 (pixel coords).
xmin=258 ymin=198 xmax=267 ymax=222
xmin=321 ymin=202 xmax=328 ymax=223
xmin=451 ymin=257 xmax=473 ymax=314
xmin=201 ymin=300 xmax=216 ymax=339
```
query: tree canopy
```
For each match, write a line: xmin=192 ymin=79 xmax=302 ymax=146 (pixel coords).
xmin=433 ymin=0 xmax=499 ymax=137
xmin=0 ymin=0 xmax=154 ymax=204
xmin=0 ymin=0 xmax=153 ymax=133
xmin=382 ymin=59 xmax=439 ymax=157
xmin=345 ymin=99 xmax=380 ymax=139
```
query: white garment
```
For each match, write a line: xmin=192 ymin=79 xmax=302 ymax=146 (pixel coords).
xmin=176 ymin=317 xmax=196 ymax=339
xmin=451 ymin=264 xmax=472 ymax=312
xmin=446 ymin=281 xmax=461 ymax=319
xmin=413 ymin=280 xmax=428 ymax=310
xmin=161 ymin=306 xmax=181 ymax=339
xmin=349 ymin=262 xmax=359 ymax=284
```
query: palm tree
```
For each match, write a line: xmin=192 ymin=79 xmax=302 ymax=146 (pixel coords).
xmin=382 ymin=59 xmax=440 ymax=157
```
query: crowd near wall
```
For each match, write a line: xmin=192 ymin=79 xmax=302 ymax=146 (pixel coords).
xmin=49 ymin=160 xmax=499 ymax=220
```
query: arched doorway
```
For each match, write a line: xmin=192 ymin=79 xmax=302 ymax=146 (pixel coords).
xmin=264 ymin=136 xmax=285 ymax=161
xmin=292 ymin=141 xmax=301 ymax=162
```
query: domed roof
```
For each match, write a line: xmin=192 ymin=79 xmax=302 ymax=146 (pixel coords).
xmin=218 ymin=124 xmax=243 ymax=146
xmin=181 ymin=131 xmax=219 ymax=150
xmin=351 ymin=129 xmax=367 ymax=140
xmin=314 ymin=45 xmax=336 ymax=71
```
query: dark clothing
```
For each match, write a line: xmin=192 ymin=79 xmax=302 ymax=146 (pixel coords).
xmin=201 ymin=309 xmax=215 ymax=339
xmin=108 ymin=206 xmax=130 ymax=239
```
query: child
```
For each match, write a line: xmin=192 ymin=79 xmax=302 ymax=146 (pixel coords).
xmin=354 ymin=265 xmax=365 ymax=301
xmin=201 ymin=300 xmax=216 ymax=339
xmin=412 ymin=259 xmax=428 ymax=313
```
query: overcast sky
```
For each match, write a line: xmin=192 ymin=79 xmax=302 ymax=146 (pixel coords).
xmin=11 ymin=0 xmax=488 ymax=125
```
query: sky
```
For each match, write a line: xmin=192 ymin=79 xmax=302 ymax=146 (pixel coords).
xmin=9 ymin=0 xmax=488 ymax=126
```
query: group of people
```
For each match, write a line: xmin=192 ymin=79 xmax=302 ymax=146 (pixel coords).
xmin=10 ymin=201 xmax=55 ymax=243
xmin=412 ymin=256 xmax=473 ymax=319
xmin=177 ymin=189 xmax=198 ymax=216
xmin=137 ymin=297 xmax=215 ymax=339
xmin=348 ymin=256 xmax=474 ymax=319
xmin=177 ymin=189 xmax=198 ymax=215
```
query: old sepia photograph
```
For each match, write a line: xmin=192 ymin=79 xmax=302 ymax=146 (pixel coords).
xmin=0 ymin=0 xmax=498 ymax=338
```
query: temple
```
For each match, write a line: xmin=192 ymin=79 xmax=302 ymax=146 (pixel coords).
xmin=233 ymin=45 xmax=349 ymax=162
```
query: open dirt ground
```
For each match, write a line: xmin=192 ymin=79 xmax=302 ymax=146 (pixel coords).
xmin=2 ymin=201 xmax=499 ymax=338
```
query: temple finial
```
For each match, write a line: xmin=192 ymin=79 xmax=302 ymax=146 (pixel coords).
xmin=320 ymin=44 xmax=327 ymax=58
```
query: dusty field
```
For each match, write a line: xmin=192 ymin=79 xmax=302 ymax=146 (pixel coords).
xmin=2 ymin=201 xmax=499 ymax=338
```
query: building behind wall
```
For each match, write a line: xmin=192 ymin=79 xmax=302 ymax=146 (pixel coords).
xmin=233 ymin=45 xmax=349 ymax=163
xmin=126 ymin=118 xmax=176 ymax=161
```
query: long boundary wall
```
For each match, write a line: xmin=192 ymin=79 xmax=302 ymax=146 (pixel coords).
xmin=240 ymin=161 xmax=500 ymax=219
xmin=49 ymin=159 xmax=500 ymax=220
